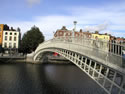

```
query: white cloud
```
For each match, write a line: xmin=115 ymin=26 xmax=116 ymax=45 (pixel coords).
xmin=83 ymin=22 xmax=109 ymax=32
xmin=7 ymin=1 xmax=125 ymax=40
xmin=7 ymin=16 xmax=77 ymax=40
xmin=101 ymin=30 xmax=125 ymax=38
xmin=27 ymin=0 xmax=41 ymax=6
xmin=7 ymin=13 xmax=125 ymax=40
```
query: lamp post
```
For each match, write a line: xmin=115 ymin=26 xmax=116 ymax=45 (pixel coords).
xmin=73 ymin=21 xmax=77 ymax=37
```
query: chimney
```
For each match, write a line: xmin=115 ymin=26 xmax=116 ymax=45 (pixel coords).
xmin=61 ymin=26 xmax=67 ymax=30
xmin=80 ymin=29 xmax=82 ymax=32
xmin=95 ymin=31 xmax=99 ymax=34
xmin=105 ymin=33 xmax=107 ymax=35
xmin=11 ymin=27 xmax=13 ymax=31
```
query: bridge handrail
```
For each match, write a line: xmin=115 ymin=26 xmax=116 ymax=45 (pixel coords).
xmin=34 ymin=37 xmax=125 ymax=94
xmin=35 ymin=36 xmax=125 ymax=69
xmin=52 ymin=36 xmax=125 ymax=58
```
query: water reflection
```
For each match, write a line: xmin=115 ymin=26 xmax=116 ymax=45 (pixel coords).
xmin=0 ymin=63 xmax=107 ymax=94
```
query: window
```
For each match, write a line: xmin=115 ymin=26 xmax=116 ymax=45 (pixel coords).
xmin=5 ymin=36 xmax=7 ymax=40
xmin=60 ymin=32 xmax=62 ymax=35
xmin=14 ymin=43 xmax=16 ymax=48
xmin=5 ymin=32 xmax=8 ymax=35
xmin=9 ymin=43 xmax=12 ymax=48
xmin=4 ymin=43 xmax=7 ymax=48
xmin=10 ymin=32 xmax=12 ymax=35
xmin=95 ymin=36 xmax=98 ymax=40
xmin=9 ymin=36 xmax=12 ymax=41
xmin=14 ymin=37 xmax=16 ymax=41
xmin=14 ymin=33 xmax=17 ymax=35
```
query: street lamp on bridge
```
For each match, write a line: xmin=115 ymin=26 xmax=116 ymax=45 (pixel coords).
xmin=73 ymin=21 xmax=77 ymax=37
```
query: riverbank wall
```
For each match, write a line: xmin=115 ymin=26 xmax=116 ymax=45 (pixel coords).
xmin=0 ymin=55 xmax=72 ymax=64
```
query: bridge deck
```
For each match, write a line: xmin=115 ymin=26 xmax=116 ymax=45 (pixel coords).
xmin=34 ymin=37 xmax=125 ymax=94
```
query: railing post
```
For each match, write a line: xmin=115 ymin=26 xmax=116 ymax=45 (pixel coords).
xmin=103 ymin=68 xmax=109 ymax=86
xmin=84 ymin=58 xmax=87 ymax=70
xmin=88 ymin=60 xmax=92 ymax=74
xmin=98 ymin=65 xmax=103 ymax=78
xmin=112 ymin=40 xmax=114 ymax=53
xmin=92 ymin=62 xmax=97 ymax=78
xmin=80 ymin=56 xmax=83 ymax=67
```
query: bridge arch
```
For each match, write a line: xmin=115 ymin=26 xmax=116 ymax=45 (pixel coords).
xmin=33 ymin=37 xmax=125 ymax=94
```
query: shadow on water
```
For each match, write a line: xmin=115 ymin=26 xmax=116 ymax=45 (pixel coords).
xmin=0 ymin=63 xmax=107 ymax=94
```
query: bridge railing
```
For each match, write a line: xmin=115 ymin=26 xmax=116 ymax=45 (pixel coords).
xmin=34 ymin=36 xmax=125 ymax=94
xmin=52 ymin=36 xmax=125 ymax=67
xmin=53 ymin=37 xmax=125 ymax=55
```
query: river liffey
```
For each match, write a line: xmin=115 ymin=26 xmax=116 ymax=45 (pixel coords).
xmin=0 ymin=63 xmax=107 ymax=94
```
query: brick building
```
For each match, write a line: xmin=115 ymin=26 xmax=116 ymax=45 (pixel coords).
xmin=116 ymin=38 xmax=125 ymax=43
xmin=54 ymin=26 xmax=72 ymax=37
xmin=54 ymin=26 xmax=92 ymax=38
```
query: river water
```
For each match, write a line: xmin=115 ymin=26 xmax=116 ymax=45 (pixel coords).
xmin=0 ymin=63 xmax=107 ymax=94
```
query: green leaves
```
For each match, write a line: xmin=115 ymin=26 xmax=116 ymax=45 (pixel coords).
xmin=20 ymin=26 xmax=44 ymax=53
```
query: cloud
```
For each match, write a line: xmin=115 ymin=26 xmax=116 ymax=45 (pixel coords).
xmin=7 ymin=16 xmax=77 ymax=40
xmin=7 ymin=13 xmax=125 ymax=40
xmin=6 ymin=1 xmax=125 ymax=40
xmin=27 ymin=0 xmax=41 ymax=6
xmin=83 ymin=22 xmax=109 ymax=32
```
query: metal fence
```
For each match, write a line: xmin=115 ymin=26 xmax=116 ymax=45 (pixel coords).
xmin=34 ymin=36 xmax=125 ymax=94
xmin=52 ymin=36 xmax=125 ymax=67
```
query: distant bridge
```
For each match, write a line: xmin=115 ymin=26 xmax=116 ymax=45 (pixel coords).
xmin=33 ymin=37 xmax=125 ymax=94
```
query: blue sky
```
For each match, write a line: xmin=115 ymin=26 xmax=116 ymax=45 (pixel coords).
xmin=0 ymin=0 xmax=125 ymax=39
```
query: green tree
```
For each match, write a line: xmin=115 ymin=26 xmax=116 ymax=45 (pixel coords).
xmin=20 ymin=26 xmax=44 ymax=53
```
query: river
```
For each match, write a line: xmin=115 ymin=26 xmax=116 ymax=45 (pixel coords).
xmin=0 ymin=63 xmax=107 ymax=94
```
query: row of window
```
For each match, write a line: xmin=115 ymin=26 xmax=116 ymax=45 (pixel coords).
xmin=5 ymin=32 xmax=17 ymax=35
xmin=56 ymin=31 xmax=92 ymax=37
xmin=5 ymin=36 xmax=17 ymax=41
xmin=4 ymin=43 xmax=16 ymax=48
xmin=92 ymin=36 xmax=109 ymax=39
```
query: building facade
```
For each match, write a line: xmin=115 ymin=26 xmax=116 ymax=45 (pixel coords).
xmin=54 ymin=26 xmax=124 ymax=54
xmin=2 ymin=30 xmax=20 ymax=53
xmin=54 ymin=26 xmax=92 ymax=38
xmin=92 ymin=31 xmax=110 ymax=41
xmin=2 ymin=30 xmax=19 ymax=47
xmin=54 ymin=26 xmax=72 ymax=37
xmin=0 ymin=24 xmax=4 ymax=45
xmin=116 ymin=38 xmax=125 ymax=43
xmin=0 ymin=24 xmax=21 ymax=53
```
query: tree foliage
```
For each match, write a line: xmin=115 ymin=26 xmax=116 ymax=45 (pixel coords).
xmin=20 ymin=26 xmax=44 ymax=53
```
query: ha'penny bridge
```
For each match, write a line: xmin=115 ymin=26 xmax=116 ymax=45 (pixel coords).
xmin=33 ymin=36 xmax=125 ymax=94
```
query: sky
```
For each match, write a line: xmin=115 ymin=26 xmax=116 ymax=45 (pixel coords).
xmin=0 ymin=0 xmax=125 ymax=40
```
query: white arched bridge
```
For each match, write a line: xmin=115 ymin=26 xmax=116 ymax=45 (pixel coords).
xmin=33 ymin=37 xmax=125 ymax=94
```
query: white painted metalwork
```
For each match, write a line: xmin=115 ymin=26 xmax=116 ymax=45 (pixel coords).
xmin=56 ymin=49 xmax=125 ymax=94
xmin=33 ymin=36 xmax=125 ymax=94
